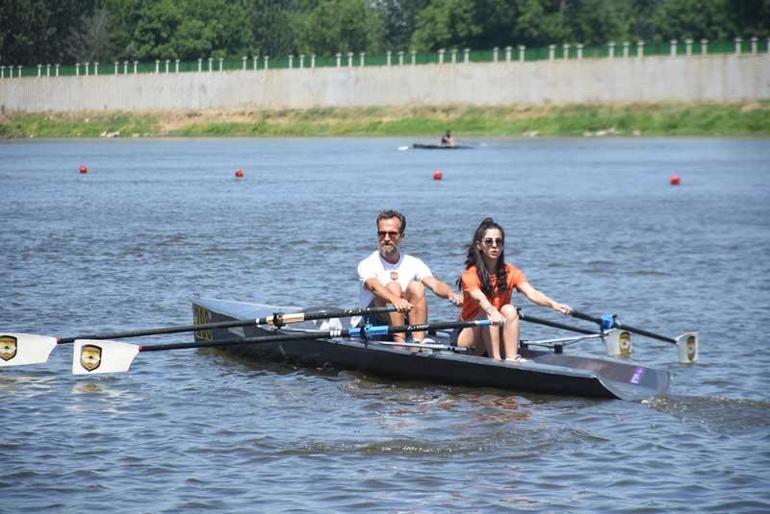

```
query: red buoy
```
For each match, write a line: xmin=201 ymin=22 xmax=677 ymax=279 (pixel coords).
xmin=670 ymin=175 xmax=681 ymax=186
xmin=433 ymin=170 xmax=443 ymax=181
xmin=79 ymin=164 xmax=88 ymax=174
xmin=235 ymin=168 xmax=244 ymax=178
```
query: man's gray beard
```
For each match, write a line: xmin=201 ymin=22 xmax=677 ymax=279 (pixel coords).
xmin=380 ymin=245 xmax=398 ymax=259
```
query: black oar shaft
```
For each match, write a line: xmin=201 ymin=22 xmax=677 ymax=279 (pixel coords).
xmin=60 ymin=305 xmax=395 ymax=344
xmin=571 ymin=309 xmax=676 ymax=345
xmin=612 ymin=322 xmax=676 ymax=344
xmin=138 ymin=319 xmax=495 ymax=353
xmin=518 ymin=313 xmax=597 ymax=335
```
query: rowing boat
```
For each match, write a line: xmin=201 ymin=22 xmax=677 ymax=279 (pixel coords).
xmin=411 ymin=143 xmax=474 ymax=150
xmin=191 ymin=297 xmax=670 ymax=401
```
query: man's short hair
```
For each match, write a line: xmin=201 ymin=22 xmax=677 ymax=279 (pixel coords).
xmin=376 ymin=210 xmax=406 ymax=234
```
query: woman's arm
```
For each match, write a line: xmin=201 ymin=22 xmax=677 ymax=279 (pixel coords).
xmin=469 ymin=289 xmax=505 ymax=323
xmin=518 ymin=281 xmax=572 ymax=314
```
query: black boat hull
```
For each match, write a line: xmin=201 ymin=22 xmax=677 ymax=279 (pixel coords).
xmin=192 ymin=297 xmax=669 ymax=401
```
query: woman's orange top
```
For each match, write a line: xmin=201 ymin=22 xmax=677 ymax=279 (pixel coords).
xmin=460 ymin=263 xmax=527 ymax=320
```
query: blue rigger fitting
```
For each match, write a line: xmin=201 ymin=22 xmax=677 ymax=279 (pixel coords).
xmin=601 ymin=314 xmax=616 ymax=330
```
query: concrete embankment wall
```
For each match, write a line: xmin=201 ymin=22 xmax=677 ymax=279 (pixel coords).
xmin=1 ymin=54 xmax=768 ymax=112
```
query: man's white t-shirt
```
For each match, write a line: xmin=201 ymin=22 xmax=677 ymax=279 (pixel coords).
xmin=357 ymin=250 xmax=433 ymax=307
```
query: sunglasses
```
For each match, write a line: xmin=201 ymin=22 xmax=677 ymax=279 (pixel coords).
xmin=481 ymin=237 xmax=503 ymax=247
xmin=378 ymin=230 xmax=401 ymax=239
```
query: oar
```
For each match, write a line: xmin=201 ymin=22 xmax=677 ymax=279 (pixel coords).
xmin=72 ymin=319 xmax=499 ymax=375
xmin=0 ymin=305 xmax=396 ymax=368
xmin=569 ymin=309 xmax=699 ymax=363
xmin=517 ymin=311 xmax=631 ymax=357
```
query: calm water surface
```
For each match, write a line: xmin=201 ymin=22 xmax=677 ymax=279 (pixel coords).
xmin=1 ymin=137 xmax=769 ymax=512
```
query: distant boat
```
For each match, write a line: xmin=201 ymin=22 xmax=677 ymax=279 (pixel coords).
xmin=412 ymin=143 xmax=474 ymax=150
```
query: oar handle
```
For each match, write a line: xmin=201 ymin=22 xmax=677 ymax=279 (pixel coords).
xmin=570 ymin=309 xmax=677 ymax=345
xmin=60 ymin=305 xmax=397 ymax=344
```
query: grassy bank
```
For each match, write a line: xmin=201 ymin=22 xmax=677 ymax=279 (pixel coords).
xmin=2 ymin=102 xmax=769 ymax=138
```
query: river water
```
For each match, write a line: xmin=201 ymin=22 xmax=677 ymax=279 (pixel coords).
xmin=1 ymin=137 xmax=769 ymax=512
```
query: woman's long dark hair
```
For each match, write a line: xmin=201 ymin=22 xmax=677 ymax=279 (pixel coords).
xmin=457 ymin=218 xmax=507 ymax=297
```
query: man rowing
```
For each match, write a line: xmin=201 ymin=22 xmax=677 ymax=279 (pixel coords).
xmin=357 ymin=210 xmax=462 ymax=344
xmin=440 ymin=129 xmax=455 ymax=146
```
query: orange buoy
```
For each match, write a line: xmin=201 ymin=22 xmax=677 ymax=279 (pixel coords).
xmin=79 ymin=164 xmax=88 ymax=174
xmin=234 ymin=168 xmax=244 ymax=178
xmin=670 ymin=175 xmax=681 ymax=186
xmin=433 ymin=170 xmax=443 ymax=181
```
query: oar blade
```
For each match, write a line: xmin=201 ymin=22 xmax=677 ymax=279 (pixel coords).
xmin=73 ymin=339 xmax=140 ymax=375
xmin=603 ymin=329 xmax=633 ymax=358
xmin=0 ymin=333 xmax=58 ymax=367
xmin=676 ymin=332 xmax=699 ymax=364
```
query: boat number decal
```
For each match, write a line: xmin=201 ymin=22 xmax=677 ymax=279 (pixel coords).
xmin=80 ymin=344 xmax=102 ymax=372
xmin=630 ymin=367 xmax=645 ymax=384
xmin=0 ymin=335 xmax=18 ymax=361
xmin=193 ymin=306 xmax=213 ymax=341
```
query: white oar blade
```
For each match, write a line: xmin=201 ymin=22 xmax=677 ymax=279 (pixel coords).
xmin=676 ymin=332 xmax=699 ymax=364
xmin=73 ymin=339 xmax=140 ymax=375
xmin=603 ymin=329 xmax=633 ymax=358
xmin=0 ymin=333 xmax=58 ymax=367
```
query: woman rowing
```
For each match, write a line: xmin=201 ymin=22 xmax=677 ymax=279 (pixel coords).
xmin=455 ymin=217 xmax=572 ymax=361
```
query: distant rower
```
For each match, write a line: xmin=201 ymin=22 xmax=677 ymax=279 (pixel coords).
xmin=440 ymin=130 xmax=455 ymax=147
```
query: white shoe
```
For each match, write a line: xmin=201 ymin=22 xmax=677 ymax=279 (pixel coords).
xmin=420 ymin=337 xmax=436 ymax=344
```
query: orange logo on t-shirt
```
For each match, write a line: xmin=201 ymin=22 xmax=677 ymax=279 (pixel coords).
xmin=390 ymin=271 xmax=398 ymax=281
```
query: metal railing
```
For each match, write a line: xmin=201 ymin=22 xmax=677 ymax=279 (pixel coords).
xmin=1 ymin=37 xmax=766 ymax=79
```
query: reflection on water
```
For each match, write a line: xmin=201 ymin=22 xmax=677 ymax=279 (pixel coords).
xmin=2 ymin=137 xmax=769 ymax=512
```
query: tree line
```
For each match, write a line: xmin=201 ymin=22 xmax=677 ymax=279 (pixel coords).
xmin=1 ymin=0 xmax=767 ymax=66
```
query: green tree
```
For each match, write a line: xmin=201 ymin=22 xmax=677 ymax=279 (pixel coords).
xmin=247 ymin=0 xmax=299 ymax=57
xmin=653 ymin=0 xmax=735 ymax=41
xmin=0 ymin=0 xmax=98 ymax=65
xmin=373 ymin=0 xmax=432 ymax=50
xmin=297 ymin=0 xmax=385 ymax=55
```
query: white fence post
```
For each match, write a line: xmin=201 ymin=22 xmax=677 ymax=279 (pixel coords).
xmin=577 ymin=43 xmax=583 ymax=59
xmin=701 ymin=39 xmax=708 ymax=55
xmin=638 ymin=40 xmax=644 ymax=58
xmin=493 ymin=46 xmax=499 ymax=62
xmin=734 ymin=37 xmax=742 ymax=55
xmin=670 ymin=39 xmax=678 ymax=57
xmin=549 ymin=44 xmax=556 ymax=60
xmin=438 ymin=48 xmax=445 ymax=64
xmin=518 ymin=45 xmax=526 ymax=62
xmin=398 ymin=50 xmax=404 ymax=65
xmin=505 ymin=46 xmax=512 ymax=62
xmin=386 ymin=50 xmax=391 ymax=66
xmin=563 ymin=43 xmax=570 ymax=59
xmin=412 ymin=49 xmax=417 ymax=65
xmin=608 ymin=42 xmax=615 ymax=58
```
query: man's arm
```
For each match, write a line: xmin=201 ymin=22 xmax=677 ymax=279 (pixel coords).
xmin=364 ymin=277 xmax=412 ymax=311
